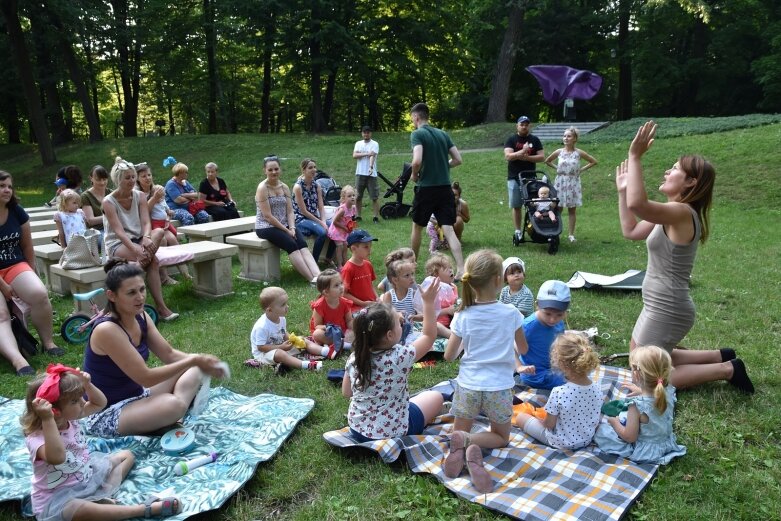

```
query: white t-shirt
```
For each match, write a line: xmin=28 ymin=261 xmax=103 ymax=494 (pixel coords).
xmin=250 ymin=314 xmax=287 ymax=359
xmin=354 ymin=139 xmax=379 ymax=177
xmin=346 ymin=343 xmax=416 ymax=439
xmin=451 ymin=301 xmax=523 ymax=391
xmin=544 ymin=381 xmax=603 ymax=449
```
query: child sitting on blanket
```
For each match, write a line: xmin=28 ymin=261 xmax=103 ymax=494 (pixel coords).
xmin=310 ymin=269 xmax=354 ymax=356
xmin=499 ymin=256 xmax=534 ymax=318
xmin=342 ymin=277 xmax=444 ymax=442
xmin=518 ymin=280 xmax=571 ymax=390
xmin=514 ymin=332 xmax=602 ymax=450
xmin=22 ymin=364 xmax=183 ymax=519
xmin=594 ymin=345 xmax=687 ymax=464
xmin=442 ymin=249 xmax=530 ymax=494
xmin=249 ymin=287 xmax=330 ymax=371
xmin=421 ymin=254 xmax=458 ymax=339
xmin=377 ymin=247 xmax=417 ymax=295
xmin=381 ymin=259 xmax=421 ymax=345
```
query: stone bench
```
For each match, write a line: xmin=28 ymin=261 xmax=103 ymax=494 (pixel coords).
xmin=34 ymin=243 xmax=71 ymax=295
xmin=225 ymin=232 xmax=281 ymax=282
xmin=23 ymin=206 xmax=52 ymax=213
xmin=28 ymin=211 xmax=56 ymax=222
xmin=50 ymin=241 xmax=238 ymax=312
xmin=32 ymin=230 xmax=59 ymax=246
xmin=30 ymin=220 xmax=57 ymax=232
xmin=177 ymin=216 xmax=255 ymax=243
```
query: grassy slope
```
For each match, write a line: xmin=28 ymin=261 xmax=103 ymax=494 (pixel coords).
xmin=1 ymin=116 xmax=780 ymax=520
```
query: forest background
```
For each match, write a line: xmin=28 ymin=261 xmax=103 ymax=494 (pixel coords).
xmin=2 ymin=0 xmax=781 ymax=166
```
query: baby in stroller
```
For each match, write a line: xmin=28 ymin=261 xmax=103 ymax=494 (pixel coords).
xmin=513 ymin=172 xmax=563 ymax=255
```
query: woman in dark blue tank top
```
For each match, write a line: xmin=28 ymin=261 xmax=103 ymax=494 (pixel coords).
xmin=82 ymin=260 xmax=227 ymax=437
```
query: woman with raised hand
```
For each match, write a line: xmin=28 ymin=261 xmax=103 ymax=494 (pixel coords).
xmin=83 ymin=260 xmax=227 ymax=437
xmin=0 ymin=171 xmax=63 ymax=376
xmin=102 ymin=157 xmax=178 ymax=321
xmin=616 ymin=121 xmax=753 ymax=393
xmin=255 ymin=156 xmax=320 ymax=282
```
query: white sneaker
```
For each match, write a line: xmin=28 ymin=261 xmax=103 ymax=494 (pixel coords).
xmin=568 ymin=235 xmax=576 ymax=243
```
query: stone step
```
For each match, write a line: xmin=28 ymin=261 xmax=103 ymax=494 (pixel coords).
xmin=533 ymin=121 xmax=609 ymax=142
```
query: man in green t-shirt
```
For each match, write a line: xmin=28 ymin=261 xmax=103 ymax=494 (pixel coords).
xmin=409 ymin=102 xmax=464 ymax=277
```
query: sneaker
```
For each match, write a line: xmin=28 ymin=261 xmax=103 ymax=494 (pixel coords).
xmin=568 ymin=235 xmax=576 ymax=243
xmin=514 ymin=230 xmax=522 ymax=242
xmin=327 ymin=344 xmax=341 ymax=360
xmin=373 ymin=216 xmax=379 ymax=223
xmin=354 ymin=216 xmax=363 ymax=222
xmin=307 ymin=360 xmax=323 ymax=371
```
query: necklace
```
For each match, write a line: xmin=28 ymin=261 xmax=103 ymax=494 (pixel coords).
xmin=473 ymin=299 xmax=497 ymax=305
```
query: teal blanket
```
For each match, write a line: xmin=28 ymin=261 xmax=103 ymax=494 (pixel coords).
xmin=0 ymin=388 xmax=314 ymax=519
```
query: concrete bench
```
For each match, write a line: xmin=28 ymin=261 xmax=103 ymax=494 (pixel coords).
xmin=23 ymin=206 xmax=52 ymax=213
xmin=50 ymin=241 xmax=238 ymax=312
xmin=30 ymin=220 xmax=57 ymax=232
xmin=34 ymin=243 xmax=71 ymax=295
xmin=177 ymin=216 xmax=255 ymax=243
xmin=225 ymin=232 xmax=281 ymax=282
xmin=28 ymin=211 xmax=56 ymax=221
xmin=32 ymin=230 xmax=59 ymax=246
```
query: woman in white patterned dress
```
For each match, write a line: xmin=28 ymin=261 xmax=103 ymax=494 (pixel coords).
xmin=544 ymin=127 xmax=598 ymax=242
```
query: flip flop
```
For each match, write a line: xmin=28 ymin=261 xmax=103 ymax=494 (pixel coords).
xmin=45 ymin=346 xmax=66 ymax=356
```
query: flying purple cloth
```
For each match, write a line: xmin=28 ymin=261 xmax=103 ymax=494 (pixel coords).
xmin=526 ymin=65 xmax=603 ymax=105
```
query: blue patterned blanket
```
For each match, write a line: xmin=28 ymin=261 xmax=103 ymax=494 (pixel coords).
xmin=0 ymin=388 xmax=313 ymax=520
xmin=323 ymin=366 xmax=658 ymax=521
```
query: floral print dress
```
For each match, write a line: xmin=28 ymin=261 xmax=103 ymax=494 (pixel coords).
xmin=553 ymin=149 xmax=583 ymax=208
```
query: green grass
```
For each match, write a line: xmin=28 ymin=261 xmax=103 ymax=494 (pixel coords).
xmin=2 ymin=115 xmax=780 ymax=520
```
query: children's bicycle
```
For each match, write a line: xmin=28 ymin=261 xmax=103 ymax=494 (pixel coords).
xmin=60 ymin=288 xmax=159 ymax=344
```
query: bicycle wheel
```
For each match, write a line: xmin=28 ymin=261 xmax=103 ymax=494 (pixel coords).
xmin=144 ymin=304 xmax=159 ymax=325
xmin=60 ymin=314 xmax=92 ymax=344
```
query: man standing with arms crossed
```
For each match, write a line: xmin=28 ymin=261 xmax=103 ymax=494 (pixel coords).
xmin=504 ymin=116 xmax=544 ymax=242
xmin=408 ymin=102 xmax=465 ymax=277
xmin=353 ymin=125 xmax=380 ymax=223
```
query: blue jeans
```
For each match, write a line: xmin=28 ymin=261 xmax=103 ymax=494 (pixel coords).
xmin=171 ymin=208 xmax=209 ymax=226
xmin=296 ymin=218 xmax=335 ymax=261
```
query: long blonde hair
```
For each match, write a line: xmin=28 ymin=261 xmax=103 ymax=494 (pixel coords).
xmin=630 ymin=345 xmax=672 ymax=414
xmin=459 ymin=249 xmax=502 ymax=310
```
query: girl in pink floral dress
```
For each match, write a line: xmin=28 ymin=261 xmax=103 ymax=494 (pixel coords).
xmin=327 ymin=186 xmax=357 ymax=269
xmin=544 ymin=127 xmax=598 ymax=243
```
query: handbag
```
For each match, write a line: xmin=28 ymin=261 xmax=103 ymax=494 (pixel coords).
xmin=60 ymin=229 xmax=102 ymax=269
xmin=188 ymin=200 xmax=206 ymax=216
xmin=8 ymin=301 xmax=38 ymax=358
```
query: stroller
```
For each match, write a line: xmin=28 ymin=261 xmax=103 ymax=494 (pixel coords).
xmin=314 ymin=170 xmax=342 ymax=207
xmin=512 ymin=170 xmax=562 ymax=255
xmin=377 ymin=163 xmax=413 ymax=219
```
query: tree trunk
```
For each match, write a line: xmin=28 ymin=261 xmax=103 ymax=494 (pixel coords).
xmin=204 ymin=0 xmax=218 ymax=133
xmin=616 ymin=0 xmax=632 ymax=120
xmin=309 ymin=9 xmax=326 ymax=133
xmin=0 ymin=0 xmax=56 ymax=164
xmin=4 ymin=100 xmax=21 ymax=144
xmin=260 ymin=13 xmax=274 ymax=133
xmin=323 ymin=69 xmax=337 ymax=130
xmin=485 ymin=1 xmax=526 ymax=123
xmin=111 ymin=0 xmax=140 ymax=137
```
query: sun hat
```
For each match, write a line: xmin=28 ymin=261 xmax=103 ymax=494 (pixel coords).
xmin=536 ymin=280 xmax=571 ymax=311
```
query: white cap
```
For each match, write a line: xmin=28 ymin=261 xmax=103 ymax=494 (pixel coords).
xmin=502 ymin=257 xmax=526 ymax=278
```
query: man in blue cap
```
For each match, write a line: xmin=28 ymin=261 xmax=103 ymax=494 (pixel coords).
xmin=503 ymin=116 xmax=544 ymax=241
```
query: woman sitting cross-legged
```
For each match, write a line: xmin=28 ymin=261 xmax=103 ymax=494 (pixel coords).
xmin=83 ymin=260 xmax=227 ymax=437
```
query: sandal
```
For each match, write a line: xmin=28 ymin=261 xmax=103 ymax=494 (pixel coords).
xmin=45 ymin=346 xmax=66 ymax=356
xmin=465 ymin=444 xmax=493 ymax=494
xmin=443 ymin=430 xmax=466 ymax=478
xmin=144 ymin=496 xmax=182 ymax=518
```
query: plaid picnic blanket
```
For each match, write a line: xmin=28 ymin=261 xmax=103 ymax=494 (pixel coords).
xmin=0 ymin=388 xmax=313 ymax=520
xmin=323 ymin=365 xmax=658 ymax=521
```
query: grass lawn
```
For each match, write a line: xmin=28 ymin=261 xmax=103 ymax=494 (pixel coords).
xmin=1 ymin=116 xmax=780 ymax=520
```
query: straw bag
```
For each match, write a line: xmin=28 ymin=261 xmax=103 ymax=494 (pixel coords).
xmin=60 ymin=229 xmax=102 ymax=269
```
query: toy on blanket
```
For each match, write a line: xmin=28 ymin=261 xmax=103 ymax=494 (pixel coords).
xmin=174 ymin=452 xmax=218 ymax=476
xmin=161 ymin=427 xmax=197 ymax=456
xmin=601 ymin=399 xmax=630 ymax=417
xmin=512 ymin=402 xmax=547 ymax=422
xmin=288 ymin=332 xmax=306 ymax=349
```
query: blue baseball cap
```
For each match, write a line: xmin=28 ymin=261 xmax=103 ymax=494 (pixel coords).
xmin=517 ymin=116 xmax=531 ymax=124
xmin=54 ymin=177 xmax=68 ymax=187
xmin=537 ymin=280 xmax=571 ymax=311
xmin=346 ymin=229 xmax=378 ymax=246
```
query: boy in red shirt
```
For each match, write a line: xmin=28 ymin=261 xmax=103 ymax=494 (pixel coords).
xmin=341 ymin=229 xmax=378 ymax=312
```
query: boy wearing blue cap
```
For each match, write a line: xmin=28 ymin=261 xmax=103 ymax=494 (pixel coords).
xmin=518 ymin=280 xmax=571 ymax=389
xmin=342 ymin=229 xmax=379 ymax=313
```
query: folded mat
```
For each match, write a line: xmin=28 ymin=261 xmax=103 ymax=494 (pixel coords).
xmin=323 ymin=365 xmax=657 ymax=521
xmin=0 ymin=388 xmax=314 ymax=520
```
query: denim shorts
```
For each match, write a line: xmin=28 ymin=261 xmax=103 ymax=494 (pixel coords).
xmin=507 ymin=179 xmax=524 ymax=208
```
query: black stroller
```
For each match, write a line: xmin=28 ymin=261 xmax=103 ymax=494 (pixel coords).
xmin=377 ymin=162 xmax=413 ymax=219
xmin=512 ymin=170 xmax=562 ymax=255
xmin=314 ymin=170 xmax=342 ymax=207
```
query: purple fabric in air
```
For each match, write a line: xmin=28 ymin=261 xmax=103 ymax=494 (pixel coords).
xmin=526 ymin=65 xmax=603 ymax=105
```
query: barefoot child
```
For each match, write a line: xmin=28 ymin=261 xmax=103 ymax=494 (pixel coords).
xmin=514 ymin=332 xmax=602 ymax=450
xmin=499 ymin=256 xmax=534 ymax=318
xmin=342 ymin=277 xmax=444 ymax=441
xmin=250 ymin=287 xmax=331 ymax=371
xmin=594 ymin=345 xmax=687 ymax=464
xmin=341 ymin=229 xmax=378 ymax=312
xmin=310 ymin=269 xmax=354 ymax=356
xmin=327 ymin=185 xmax=357 ymax=269
xmin=22 ymin=364 xmax=182 ymax=520
xmin=442 ymin=250 xmax=528 ymax=493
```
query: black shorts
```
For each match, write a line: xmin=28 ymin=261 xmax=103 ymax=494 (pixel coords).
xmin=255 ymin=227 xmax=308 ymax=254
xmin=411 ymin=185 xmax=456 ymax=227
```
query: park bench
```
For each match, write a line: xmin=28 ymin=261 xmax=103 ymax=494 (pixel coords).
xmin=32 ymin=230 xmax=59 ymax=246
xmin=28 ymin=211 xmax=56 ymax=222
xmin=34 ymin=243 xmax=71 ymax=295
xmin=177 ymin=215 xmax=255 ymax=243
xmin=225 ymin=232 xmax=281 ymax=282
xmin=30 ymin=221 xmax=57 ymax=232
xmin=50 ymin=241 xmax=238 ymax=312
